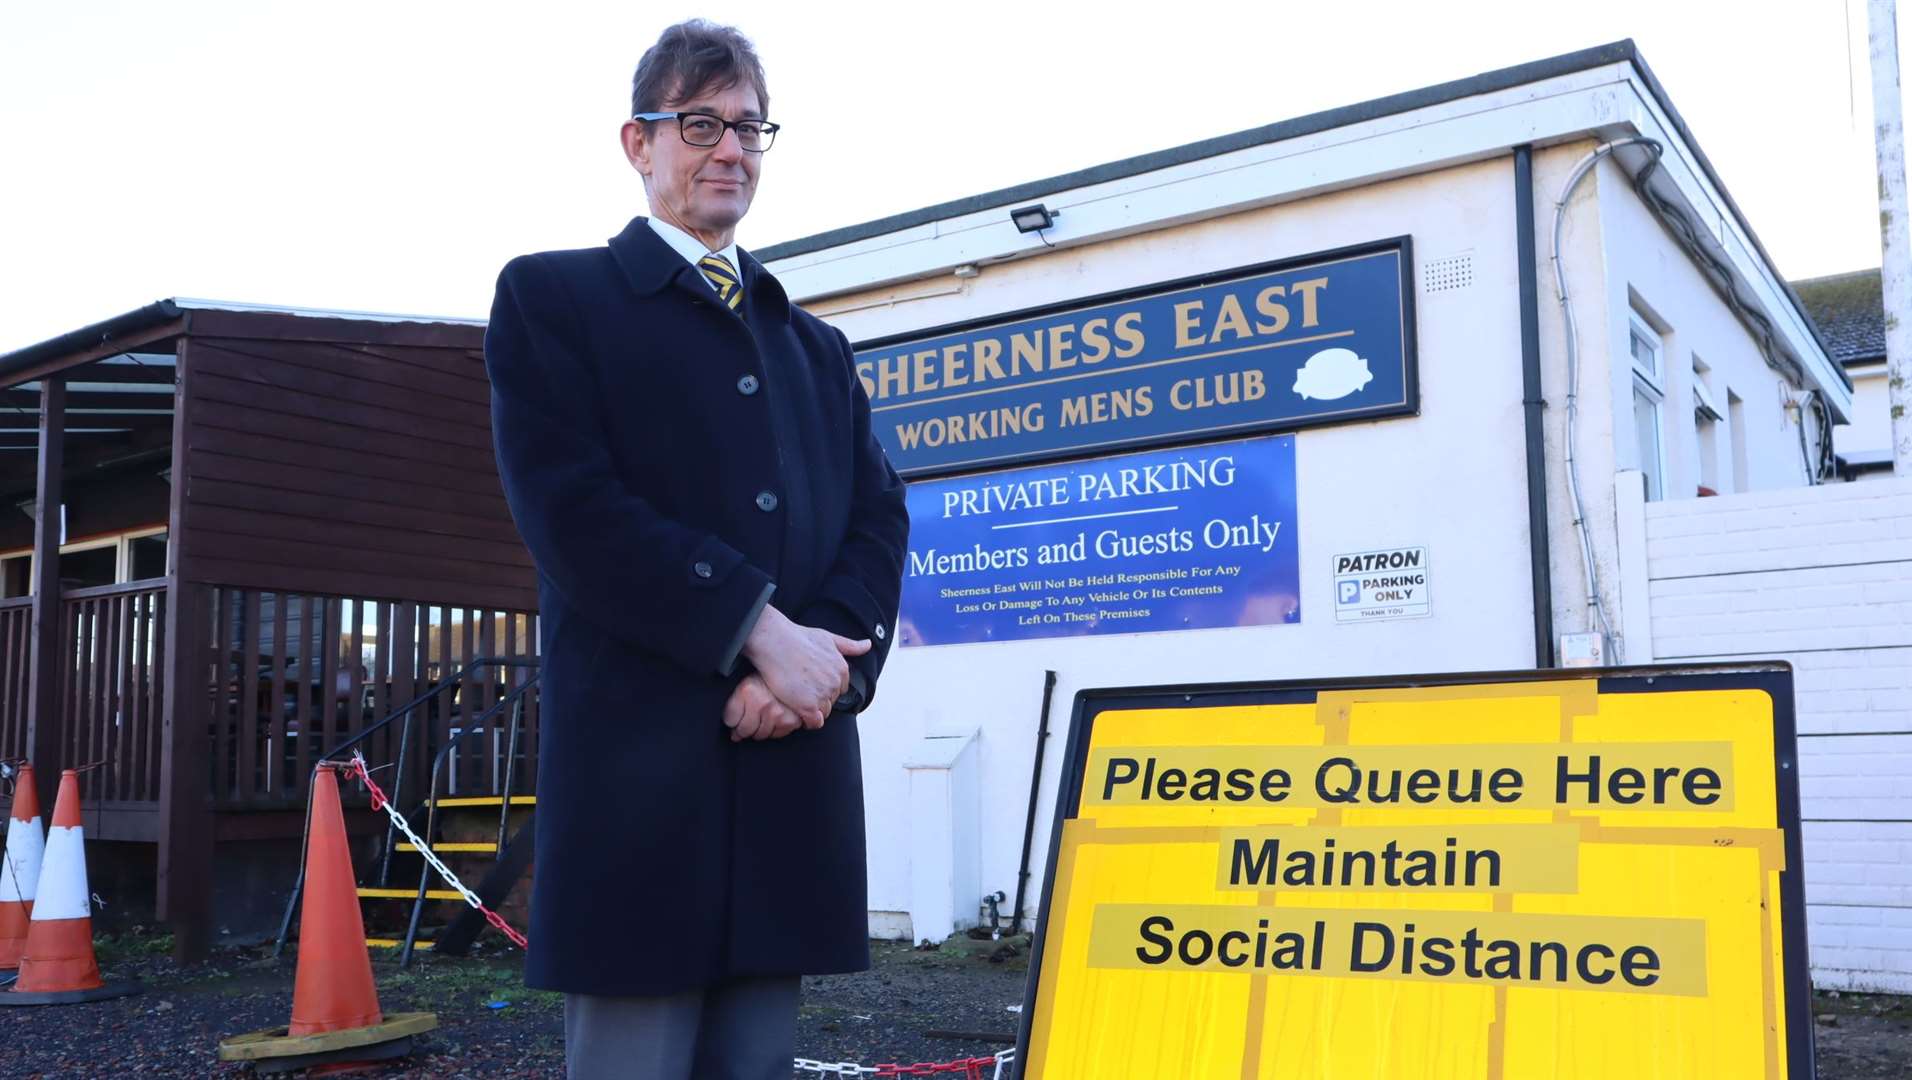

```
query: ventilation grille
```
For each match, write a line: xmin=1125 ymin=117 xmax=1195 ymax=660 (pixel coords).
xmin=1422 ymin=251 xmax=1474 ymax=293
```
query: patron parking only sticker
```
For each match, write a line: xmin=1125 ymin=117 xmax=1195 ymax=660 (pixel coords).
xmin=1333 ymin=545 xmax=1429 ymax=622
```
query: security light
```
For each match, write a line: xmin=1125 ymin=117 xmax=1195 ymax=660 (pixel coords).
xmin=1010 ymin=204 xmax=1057 ymax=233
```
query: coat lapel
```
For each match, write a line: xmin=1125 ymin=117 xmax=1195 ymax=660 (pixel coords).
xmin=607 ymin=216 xmax=796 ymax=324
xmin=736 ymin=248 xmax=792 ymax=325
xmin=607 ymin=216 xmax=707 ymax=305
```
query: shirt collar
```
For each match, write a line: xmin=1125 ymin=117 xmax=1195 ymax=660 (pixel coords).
xmin=646 ymin=216 xmax=741 ymax=285
xmin=608 ymin=216 xmax=792 ymax=324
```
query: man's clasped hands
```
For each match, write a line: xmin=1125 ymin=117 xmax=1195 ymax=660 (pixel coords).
xmin=723 ymin=605 xmax=870 ymax=742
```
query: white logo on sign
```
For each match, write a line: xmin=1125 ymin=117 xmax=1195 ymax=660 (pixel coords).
xmin=1293 ymin=347 xmax=1374 ymax=401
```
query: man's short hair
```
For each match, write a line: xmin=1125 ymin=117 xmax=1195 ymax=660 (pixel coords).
xmin=630 ymin=19 xmax=770 ymax=119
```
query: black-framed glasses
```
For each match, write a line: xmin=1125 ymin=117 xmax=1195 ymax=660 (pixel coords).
xmin=633 ymin=111 xmax=780 ymax=152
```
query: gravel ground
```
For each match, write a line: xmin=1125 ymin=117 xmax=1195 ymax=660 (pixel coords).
xmin=5 ymin=931 xmax=1027 ymax=1079
xmin=5 ymin=929 xmax=1906 ymax=1078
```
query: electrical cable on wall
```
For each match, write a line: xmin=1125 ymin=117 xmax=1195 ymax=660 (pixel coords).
xmin=1550 ymin=139 xmax=1655 ymax=653
xmin=1806 ymin=390 xmax=1835 ymax=482
xmin=1618 ymin=145 xmax=1830 ymax=484
xmin=1551 ymin=135 xmax=1837 ymax=658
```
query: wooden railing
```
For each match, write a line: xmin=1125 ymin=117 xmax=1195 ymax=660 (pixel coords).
xmin=61 ymin=580 xmax=169 ymax=803
xmin=5 ymin=583 xmax=540 ymax=813
xmin=204 ymin=587 xmax=540 ymax=810
xmin=0 ymin=596 xmax=30 ymax=761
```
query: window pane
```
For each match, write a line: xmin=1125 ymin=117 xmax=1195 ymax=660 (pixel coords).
xmin=1728 ymin=391 xmax=1749 ymax=493
xmin=1 ymin=556 xmax=27 ymax=599
xmin=1697 ymin=412 xmax=1719 ymax=493
xmin=1634 ymin=386 xmax=1663 ymax=501
xmin=130 ymin=533 xmax=168 ymax=581
xmin=58 ymin=546 xmax=115 ymax=590
xmin=1630 ymin=328 xmax=1658 ymax=378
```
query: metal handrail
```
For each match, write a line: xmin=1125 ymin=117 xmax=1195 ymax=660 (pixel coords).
xmin=273 ymin=655 xmax=540 ymax=959
xmin=318 ymin=655 xmax=539 ymax=767
xmin=396 ymin=673 xmax=540 ymax=965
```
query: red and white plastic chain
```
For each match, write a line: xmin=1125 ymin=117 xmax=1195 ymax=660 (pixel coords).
xmin=343 ymin=755 xmax=1009 ymax=1075
xmin=343 ymin=752 xmax=528 ymax=949
xmin=792 ymin=1049 xmax=1015 ymax=1078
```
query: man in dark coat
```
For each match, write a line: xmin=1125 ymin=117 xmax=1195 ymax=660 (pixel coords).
xmin=483 ymin=19 xmax=908 ymax=1079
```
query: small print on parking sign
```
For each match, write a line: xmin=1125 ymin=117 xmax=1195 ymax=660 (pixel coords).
xmin=1333 ymin=546 xmax=1429 ymax=622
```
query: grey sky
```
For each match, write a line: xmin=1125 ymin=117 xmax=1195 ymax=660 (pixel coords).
xmin=0 ymin=0 xmax=1895 ymax=353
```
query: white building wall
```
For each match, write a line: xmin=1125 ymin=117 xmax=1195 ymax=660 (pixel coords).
xmin=800 ymin=140 xmax=1825 ymax=941
xmin=813 ymin=153 xmax=1558 ymax=938
xmin=1591 ymin=156 xmax=1818 ymax=499
xmin=1528 ymin=147 xmax=1832 ymax=668
xmin=1637 ymin=477 xmax=1912 ymax=992
xmin=768 ymin=44 xmax=1862 ymax=981
xmin=1530 ymin=139 xmax=1621 ymax=657
xmin=1834 ymin=361 xmax=1894 ymax=476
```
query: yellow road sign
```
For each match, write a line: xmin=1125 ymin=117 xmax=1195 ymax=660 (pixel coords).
xmin=1016 ymin=665 xmax=1811 ymax=1079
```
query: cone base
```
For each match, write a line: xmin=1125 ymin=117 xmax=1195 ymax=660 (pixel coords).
xmin=0 ymin=977 xmax=142 ymax=1006
xmin=253 ymin=1037 xmax=414 ymax=1075
xmin=219 ymin=1011 xmax=438 ymax=1066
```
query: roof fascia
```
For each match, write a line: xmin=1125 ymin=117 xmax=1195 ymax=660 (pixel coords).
xmin=766 ymin=57 xmax=1849 ymax=417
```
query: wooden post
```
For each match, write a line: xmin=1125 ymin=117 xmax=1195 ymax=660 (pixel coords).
xmin=157 ymin=339 xmax=214 ymax=962
xmin=25 ymin=377 xmax=65 ymax=814
xmin=158 ymin=582 xmax=212 ymax=959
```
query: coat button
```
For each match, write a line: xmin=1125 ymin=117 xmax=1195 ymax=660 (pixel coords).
xmin=737 ymin=374 xmax=760 ymax=395
xmin=755 ymin=491 xmax=779 ymax=512
xmin=874 ymin=624 xmax=887 ymax=640
xmin=693 ymin=561 xmax=713 ymax=578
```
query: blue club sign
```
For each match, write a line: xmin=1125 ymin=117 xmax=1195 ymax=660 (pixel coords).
xmin=852 ymin=238 xmax=1418 ymax=478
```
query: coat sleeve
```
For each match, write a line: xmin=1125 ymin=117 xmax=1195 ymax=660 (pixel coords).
xmin=485 ymin=253 xmax=775 ymax=677
xmin=793 ymin=325 xmax=910 ymax=710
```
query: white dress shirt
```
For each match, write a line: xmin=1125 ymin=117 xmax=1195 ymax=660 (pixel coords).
xmin=647 ymin=216 xmax=741 ymax=293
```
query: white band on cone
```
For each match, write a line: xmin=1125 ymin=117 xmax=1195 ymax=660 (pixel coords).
xmin=29 ymin=825 xmax=90 ymax=921
xmin=0 ymin=816 xmax=44 ymax=903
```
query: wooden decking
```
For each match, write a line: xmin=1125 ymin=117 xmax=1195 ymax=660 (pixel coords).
xmin=0 ymin=581 xmax=539 ymax=837
xmin=1 ymin=301 xmax=540 ymax=958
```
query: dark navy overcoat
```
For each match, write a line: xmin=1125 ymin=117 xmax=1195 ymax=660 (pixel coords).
xmin=484 ymin=217 xmax=909 ymax=996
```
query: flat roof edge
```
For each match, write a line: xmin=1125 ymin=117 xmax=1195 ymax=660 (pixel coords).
xmin=756 ymin=40 xmax=1641 ymax=263
xmin=0 ymin=300 xmax=183 ymax=384
xmin=171 ymin=297 xmax=487 ymax=327
xmin=0 ymin=298 xmax=487 ymax=385
xmin=757 ymin=38 xmax=1848 ymax=397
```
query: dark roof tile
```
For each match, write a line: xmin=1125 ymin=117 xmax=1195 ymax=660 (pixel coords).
xmin=1791 ymin=269 xmax=1884 ymax=367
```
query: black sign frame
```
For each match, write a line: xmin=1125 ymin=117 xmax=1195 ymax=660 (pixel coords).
xmin=1012 ymin=662 xmax=1812 ymax=1079
xmin=853 ymin=235 xmax=1419 ymax=480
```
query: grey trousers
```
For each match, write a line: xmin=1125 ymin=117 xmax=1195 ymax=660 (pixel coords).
xmin=563 ymin=975 xmax=801 ymax=1080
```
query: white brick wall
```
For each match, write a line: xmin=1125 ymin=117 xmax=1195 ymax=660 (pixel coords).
xmin=1641 ymin=476 xmax=1912 ymax=992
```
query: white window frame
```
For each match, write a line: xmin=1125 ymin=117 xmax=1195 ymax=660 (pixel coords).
xmin=1692 ymin=356 xmax=1722 ymax=494
xmin=1692 ymin=368 xmax=1723 ymax=423
xmin=1628 ymin=315 xmax=1668 ymax=501
xmin=120 ymin=525 xmax=169 ymax=583
xmin=0 ymin=523 xmax=170 ymax=594
xmin=1726 ymin=388 xmax=1750 ymax=493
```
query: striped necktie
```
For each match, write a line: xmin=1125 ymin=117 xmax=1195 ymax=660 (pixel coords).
xmin=697 ymin=254 xmax=743 ymax=311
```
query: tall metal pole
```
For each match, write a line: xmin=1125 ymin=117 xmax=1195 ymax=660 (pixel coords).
xmin=1870 ymin=0 xmax=1912 ymax=474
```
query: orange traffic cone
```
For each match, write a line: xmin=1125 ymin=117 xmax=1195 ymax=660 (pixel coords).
xmin=1 ymin=768 xmax=140 ymax=1004
xmin=290 ymin=764 xmax=382 ymax=1034
xmin=0 ymin=762 xmax=44 ymax=969
xmin=218 ymin=765 xmax=434 ymax=1071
